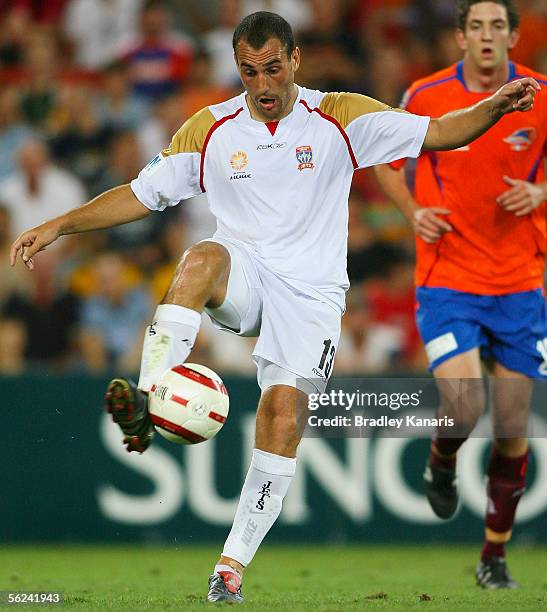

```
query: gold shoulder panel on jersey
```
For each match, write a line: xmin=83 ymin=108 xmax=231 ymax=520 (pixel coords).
xmin=319 ymin=92 xmax=397 ymax=128
xmin=162 ymin=107 xmax=216 ymax=156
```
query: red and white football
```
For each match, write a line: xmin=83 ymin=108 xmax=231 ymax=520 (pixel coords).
xmin=149 ymin=364 xmax=229 ymax=444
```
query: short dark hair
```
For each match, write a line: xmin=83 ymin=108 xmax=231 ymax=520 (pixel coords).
xmin=232 ymin=11 xmax=295 ymax=57
xmin=455 ymin=0 xmax=520 ymax=31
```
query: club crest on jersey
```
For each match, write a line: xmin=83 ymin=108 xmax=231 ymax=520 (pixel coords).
xmin=296 ymin=145 xmax=315 ymax=171
xmin=503 ymin=127 xmax=536 ymax=151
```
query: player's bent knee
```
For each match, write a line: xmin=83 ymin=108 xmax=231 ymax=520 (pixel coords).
xmin=169 ymin=242 xmax=231 ymax=307
xmin=179 ymin=241 xmax=230 ymax=279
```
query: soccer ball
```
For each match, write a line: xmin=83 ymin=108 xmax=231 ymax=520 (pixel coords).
xmin=149 ymin=364 xmax=229 ymax=444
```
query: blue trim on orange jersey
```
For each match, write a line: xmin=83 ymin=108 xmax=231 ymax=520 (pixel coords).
xmin=456 ymin=61 xmax=467 ymax=89
xmin=516 ymin=73 xmax=547 ymax=85
xmin=429 ymin=152 xmax=444 ymax=193
xmin=405 ymin=73 xmax=458 ymax=107
xmin=527 ymin=152 xmax=544 ymax=183
xmin=457 ymin=60 xmax=517 ymax=89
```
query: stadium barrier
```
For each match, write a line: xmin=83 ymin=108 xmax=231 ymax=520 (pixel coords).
xmin=2 ymin=375 xmax=546 ymax=543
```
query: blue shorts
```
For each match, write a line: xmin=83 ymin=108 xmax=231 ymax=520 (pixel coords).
xmin=416 ymin=287 xmax=547 ymax=379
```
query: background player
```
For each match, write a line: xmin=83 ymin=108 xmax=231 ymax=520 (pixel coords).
xmin=375 ymin=0 xmax=546 ymax=590
xmin=10 ymin=10 xmax=540 ymax=603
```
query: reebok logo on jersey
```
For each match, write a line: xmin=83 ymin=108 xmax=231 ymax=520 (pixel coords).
xmin=257 ymin=142 xmax=286 ymax=150
xmin=296 ymin=145 xmax=315 ymax=171
xmin=503 ymin=127 xmax=536 ymax=151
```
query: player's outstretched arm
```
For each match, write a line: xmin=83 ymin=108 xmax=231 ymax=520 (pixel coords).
xmin=10 ymin=184 xmax=151 ymax=269
xmin=374 ymin=164 xmax=452 ymax=243
xmin=423 ymin=77 xmax=541 ymax=151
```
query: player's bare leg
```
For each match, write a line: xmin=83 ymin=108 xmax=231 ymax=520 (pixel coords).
xmin=162 ymin=241 xmax=230 ymax=311
xmin=105 ymin=242 xmax=230 ymax=452
xmin=476 ymin=362 xmax=531 ymax=589
xmin=208 ymin=385 xmax=307 ymax=602
xmin=424 ymin=349 xmax=485 ymax=518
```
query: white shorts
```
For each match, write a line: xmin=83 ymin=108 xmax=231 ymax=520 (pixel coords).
xmin=203 ymin=238 xmax=342 ymax=394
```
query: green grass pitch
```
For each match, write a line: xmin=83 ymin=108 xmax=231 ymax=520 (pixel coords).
xmin=1 ymin=545 xmax=546 ymax=611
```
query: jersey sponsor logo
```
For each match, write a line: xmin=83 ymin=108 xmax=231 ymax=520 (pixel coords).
xmin=257 ymin=142 xmax=286 ymax=150
xmin=230 ymin=150 xmax=249 ymax=171
xmin=296 ymin=145 xmax=315 ymax=171
xmin=503 ymin=127 xmax=537 ymax=152
xmin=143 ymin=153 xmax=166 ymax=177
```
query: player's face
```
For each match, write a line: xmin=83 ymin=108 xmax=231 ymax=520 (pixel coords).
xmin=235 ymin=37 xmax=300 ymax=121
xmin=456 ymin=2 xmax=519 ymax=70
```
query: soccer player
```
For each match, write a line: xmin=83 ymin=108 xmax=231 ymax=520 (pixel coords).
xmin=374 ymin=0 xmax=546 ymax=590
xmin=10 ymin=11 xmax=540 ymax=603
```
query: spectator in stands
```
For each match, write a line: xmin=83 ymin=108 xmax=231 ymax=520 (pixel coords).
xmin=137 ymin=90 xmax=185 ymax=162
xmin=334 ymin=285 xmax=377 ymax=373
xmin=93 ymin=61 xmax=149 ymax=132
xmin=364 ymin=248 xmax=427 ymax=371
xmin=0 ymin=137 xmax=86 ymax=238
xmin=78 ymin=252 xmax=152 ymax=373
xmin=241 ymin=0 xmax=312 ymax=32
xmin=2 ymin=250 xmax=79 ymax=370
xmin=117 ymin=0 xmax=193 ymax=102
xmin=346 ymin=191 xmax=408 ymax=285
xmin=0 ymin=0 xmax=543 ymax=379
xmin=0 ymin=4 xmax=31 ymax=67
xmin=181 ymin=48 xmax=236 ymax=117
xmin=202 ymin=0 xmax=242 ymax=89
xmin=0 ymin=0 xmax=69 ymax=25
xmin=95 ymin=130 xmax=172 ymax=272
xmin=19 ymin=32 xmax=59 ymax=128
xmin=63 ymin=0 xmax=143 ymax=70
xmin=0 ymin=203 xmax=31 ymax=307
xmin=367 ymin=45 xmax=410 ymax=106
xmin=298 ymin=0 xmax=364 ymax=92
xmin=0 ymin=86 xmax=34 ymax=181
xmin=0 ymin=317 xmax=27 ymax=374
xmin=47 ymin=83 xmax=110 ymax=186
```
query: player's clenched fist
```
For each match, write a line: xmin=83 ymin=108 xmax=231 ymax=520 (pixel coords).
xmin=10 ymin=220 xmax=61 ymax=270
xmin=491 ymin=77 xmax=541 ymax=116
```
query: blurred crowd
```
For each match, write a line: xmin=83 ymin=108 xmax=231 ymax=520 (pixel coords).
xmin=0 ymin=0 xmax=545 ymax=376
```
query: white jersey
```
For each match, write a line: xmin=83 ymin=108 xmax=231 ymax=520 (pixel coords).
xmin=131 ymin=85 xmax=429 ymax=310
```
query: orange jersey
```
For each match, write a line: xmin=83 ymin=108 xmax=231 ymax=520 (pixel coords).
xmin=392 ymin=62 xmax=547 ymax=294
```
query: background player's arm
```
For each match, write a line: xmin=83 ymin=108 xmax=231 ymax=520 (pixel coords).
xmin=374 ymin=164 xmax=452 ymax=243
xmin=10 ymin=184 xmax=151 ymax=269
xmin=423 ymin=77 xmax=540 ymax=151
